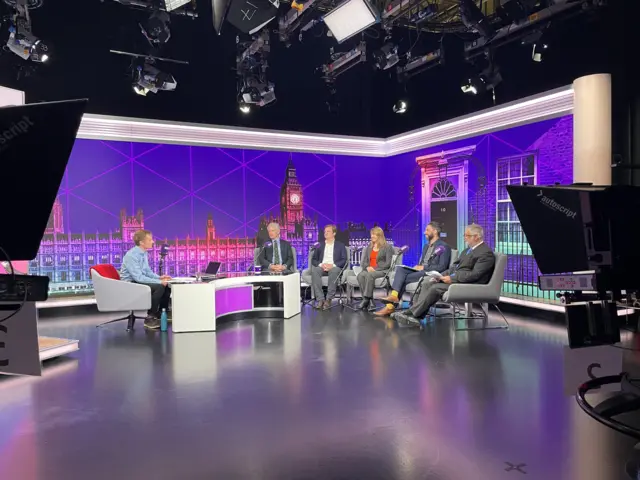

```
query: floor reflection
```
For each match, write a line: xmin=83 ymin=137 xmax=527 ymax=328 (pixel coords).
xmin=0 ymin=307 xmax=638 ymax=479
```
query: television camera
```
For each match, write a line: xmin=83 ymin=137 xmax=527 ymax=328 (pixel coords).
xmin=507 ymin=184 xmax=640 ymax=440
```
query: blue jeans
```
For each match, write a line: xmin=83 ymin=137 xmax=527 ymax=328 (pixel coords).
xmin=390 ymin=266 xmax=425 ymax=297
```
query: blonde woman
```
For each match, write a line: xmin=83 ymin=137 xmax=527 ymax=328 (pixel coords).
xmin=356 ymin=227 xmax=394 ymax=310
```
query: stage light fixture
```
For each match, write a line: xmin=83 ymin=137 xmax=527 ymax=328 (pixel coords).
xmin=239 ymin=103 xmax=251 ymax=113
xmin=5 ymin=0 xmax=49 ymax=63
xmin=393 ymin=100 xmax=407 ymax=114
xmin=164 ymin=0 xmax=191 ymax=11
xmin=323 ymin=0 xmax=378 ymax=44
xmin=461 ymin=67 xmax=502 ymax=95
xmin=532 ymin=42 xmax=548 ymax=62
xmin=133 ymin=62 xmax=177 ymax=95
xmin=459 ymin=0 xmax=495 ymax=38
xmin=6 ymin=30 xmax=49 ymax=62
xmin=373 ymin=42 xmax=399 ymax=71
xmin=141 ymin=11 xmax=171 ymax=45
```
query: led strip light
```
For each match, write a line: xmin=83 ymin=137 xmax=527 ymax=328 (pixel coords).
xmin=76 ymin=86 xmax=574 ymax=156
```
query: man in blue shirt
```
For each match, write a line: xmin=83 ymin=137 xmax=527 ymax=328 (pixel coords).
xmin=120 ymin=229 xmax=171 ymax=330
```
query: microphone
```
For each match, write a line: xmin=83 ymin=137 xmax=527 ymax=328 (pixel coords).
xmin=397 ymin=245 xmax=410 ymax=255
xmin=429 ymin=245 xmax=445 ymax=260
xmin=247 ymin=241 xmax=272 ymax=273
xmin=159 ymin=244 xmax=170 ymax=257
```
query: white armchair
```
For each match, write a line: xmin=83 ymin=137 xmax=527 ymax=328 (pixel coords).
xmin=90 ymin=264 xmax=151 ymax=331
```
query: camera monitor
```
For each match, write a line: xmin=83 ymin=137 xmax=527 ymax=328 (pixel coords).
xmin=0 ymin=99 xmax=87 ymax=261
xmin=507 ymin=185 xmax=640 ymax=288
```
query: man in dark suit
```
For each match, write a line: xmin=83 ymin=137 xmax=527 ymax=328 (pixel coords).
xmin=374 ymin=221 xmax=451 ymax=316
xmin=391 ymin=224 xmax=495 ymax=327
xmin=310 ymin=224 xmax=348 ymax=310
xmin=259 ymin=222 xmax=295 ymax=273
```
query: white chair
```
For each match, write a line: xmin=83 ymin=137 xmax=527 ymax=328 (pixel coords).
xmin=345 ymin=247 xmax=404 ymax=308
xmin=90 ymin=264 xmax=151 ymax=332
xmin=301 ymin=246 xmax=351 ymax=305
xmin=440 ymin=252 xmax=509 ymax=331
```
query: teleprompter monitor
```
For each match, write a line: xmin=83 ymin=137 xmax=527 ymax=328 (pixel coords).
xmin=0 ymin=99 xmax=87 ymax=261
xmin=507 ymin=184 xmax=640 ymax=284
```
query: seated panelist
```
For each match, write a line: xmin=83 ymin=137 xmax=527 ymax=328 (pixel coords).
xmin=391 ymin=224 xmax=495 ymax=327
xmin=120 ymin=229 xmax=172 ymax=331
xmin=258 ymin=222 xmax=295 ymax=273
xmin=356 ymin=227 xmax=395 ymax=310
xmin=310 ymin=224 xmax=348 ymax=310
xmin=375 ymin=221 xmax=451 ymax=316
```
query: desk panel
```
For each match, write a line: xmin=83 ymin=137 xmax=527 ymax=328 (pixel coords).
xmin=215 ymin=285 xmax=253 ymax=317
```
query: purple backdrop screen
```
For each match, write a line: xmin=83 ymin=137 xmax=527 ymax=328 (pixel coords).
xmin=32 ymin=115 xmax=573 ymax=297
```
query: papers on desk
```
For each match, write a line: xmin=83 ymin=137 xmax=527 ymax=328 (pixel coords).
xmin=168 ymin=277 xmax=197 ymax=283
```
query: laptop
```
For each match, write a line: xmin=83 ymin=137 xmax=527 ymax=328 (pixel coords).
xmin=199 ymin=261 xmax=221 ymax=279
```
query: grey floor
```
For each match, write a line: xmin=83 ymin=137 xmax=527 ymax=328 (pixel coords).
xmin=0 ymin=306 xmax=639 ymax=480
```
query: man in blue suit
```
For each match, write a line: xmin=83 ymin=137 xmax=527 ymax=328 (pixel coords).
xmin=310 ymin=224 xmax=348 ymax=310
xmin=374 ymin=221 xmax=451 ymax=316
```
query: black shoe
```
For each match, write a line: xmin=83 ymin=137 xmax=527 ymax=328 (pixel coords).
xmin=144 ymin=316 xmax=161 ymax=330
xmin=356 ymin=298 xmax=370 ymax=310
xmin=392 ymin=312 xmax=420 ymax=327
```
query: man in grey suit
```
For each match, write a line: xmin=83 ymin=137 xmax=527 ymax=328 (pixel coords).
xmin=391 ymin=224 xmax=495 ymax=327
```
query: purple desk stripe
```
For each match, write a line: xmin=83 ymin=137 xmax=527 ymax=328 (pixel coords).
xmin=216 ymin=285 xmax=254 ymax=316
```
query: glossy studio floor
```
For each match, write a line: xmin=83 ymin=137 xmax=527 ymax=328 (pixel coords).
xmin=1 ymin=305 xmax=639 ymax=480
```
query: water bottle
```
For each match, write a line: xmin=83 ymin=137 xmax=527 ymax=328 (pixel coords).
xmin=160 ymin=308 xmax=168 ymax=332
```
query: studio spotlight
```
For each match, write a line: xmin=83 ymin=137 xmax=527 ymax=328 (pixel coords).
xmin=521 ymin=29 xmax=549 ymax=62
xmin=6 ymin=30 xmax=49 ymax=62
xmin=461 ymin=67 xmax=502 ymax=95
xmin=459 ymin=0 xmax=495 ymax=38
xmin=239 ymin=103 xmax=251 ymax=113
xmin=5 ymin=0 xmax=49 ymax=63
xmin=373 ymin=42 xmax=399 ymax=70
xmin=392 ymin=100 xmax=407 ymax=114
xmin=531 ymin=42 xmax=548 ymax=62
xmin=141 ymin=11 xmax=171 ymax=45
xmin=133 ymin=62 xmax=177 ymax=95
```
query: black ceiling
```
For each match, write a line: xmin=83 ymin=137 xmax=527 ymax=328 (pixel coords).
xmin=0 ymin=0 xmax=622 ymax=138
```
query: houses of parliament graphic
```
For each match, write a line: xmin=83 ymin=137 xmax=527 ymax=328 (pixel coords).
xmin=31 ymin=160 xmax=319 ymax=295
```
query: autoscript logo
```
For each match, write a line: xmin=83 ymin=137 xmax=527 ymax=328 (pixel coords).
xmin=537 ymin=189 xmax=577 ymax=219
xmin=0 ymin=116 xmax=35 ymax=150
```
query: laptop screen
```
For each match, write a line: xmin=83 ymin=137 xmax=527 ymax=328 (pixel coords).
xmin=205 ymin=262 xmax=221 ymax=274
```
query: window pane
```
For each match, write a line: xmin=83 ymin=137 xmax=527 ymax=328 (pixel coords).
xmin=524 ymin=156 xmax=535 ymax=176
xmin=523 ymin=175 xmax=534 ymax=185
xmin=498 ymin=162 xmax=508 ymax=180
xmin=497 ymin=223 xmax=508 ymax=242
xmin=510 ymin=160 xmax=521 ymax=177
xmin=498 ymin=202 xmax=509 ymax=221
xmin=498 ymin=180 xmax=509 ymax=200
xmin=509 ymin=177 xmax=521 ymax=185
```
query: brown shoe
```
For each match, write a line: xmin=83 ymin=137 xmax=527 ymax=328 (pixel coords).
xmin=322 ymin=299 xmax=332 ymax=310
xmin=381 ymin=294 xmax=399 ymax=303
xmin=374 ymin=304 xmax=396 ymax=316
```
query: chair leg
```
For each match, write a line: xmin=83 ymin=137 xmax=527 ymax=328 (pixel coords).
xmin=96 ymin=311 xmax=145 ymax=332
xmin=301 ymin=285 xmax=314 ymax=306
xmin=453 ymin=302 xmax=509 ymax=331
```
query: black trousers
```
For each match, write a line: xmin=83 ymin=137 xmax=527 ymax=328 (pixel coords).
xmin=409 ymin=282 xmax=449 ymax=318
xmin=135 ymin=282 xmax=171 ymax=316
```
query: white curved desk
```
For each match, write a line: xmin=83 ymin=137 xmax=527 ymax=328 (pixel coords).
xmin=171 ymin=272 xmax=301 ymax=333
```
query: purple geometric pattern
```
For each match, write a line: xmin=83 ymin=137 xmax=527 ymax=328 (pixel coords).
xmin=31 ymin=115 xmax=574 ymax=297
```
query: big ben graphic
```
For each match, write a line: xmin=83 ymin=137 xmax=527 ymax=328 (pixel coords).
xmin=280 ymin=158 xmax=304 ymax=233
